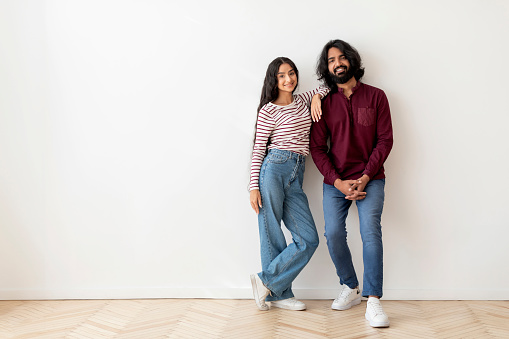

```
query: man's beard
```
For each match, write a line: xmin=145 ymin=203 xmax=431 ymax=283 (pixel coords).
xmin=330 ymin=66 xmax=356 ymax=84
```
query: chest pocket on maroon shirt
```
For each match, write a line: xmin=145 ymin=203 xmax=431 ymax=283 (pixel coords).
xmin=357 ymin=107 xmax=376 ymax=127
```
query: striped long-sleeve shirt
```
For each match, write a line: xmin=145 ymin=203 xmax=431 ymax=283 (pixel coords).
xmin=249 ymin=87 xmax=329 ymax=191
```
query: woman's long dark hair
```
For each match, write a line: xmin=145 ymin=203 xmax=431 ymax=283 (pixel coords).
xmin=316 ymin=39 xmax=364 ymax=92
xmin=253 ymin=57 xmax=299 ymax=145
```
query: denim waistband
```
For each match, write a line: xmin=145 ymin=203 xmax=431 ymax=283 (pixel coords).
xmin=267 ymin=148 xmax=306 ymax=161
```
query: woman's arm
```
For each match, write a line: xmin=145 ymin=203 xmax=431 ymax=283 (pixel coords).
xmin=295 ymin=86 xmax=330 ymax=106
xmin=296 ymin=86 xmax=330 ymax=121
xmin=249 ymin=107 xmax=275 ymax=192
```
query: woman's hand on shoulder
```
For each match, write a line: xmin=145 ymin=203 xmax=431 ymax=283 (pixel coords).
xmin=311 ymin=94 xmax=323 ymax=122
xmin=250 ymin=189 xmax=262 ymax=214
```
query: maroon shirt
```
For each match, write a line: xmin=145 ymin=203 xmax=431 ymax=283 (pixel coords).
xmin=310 ymin=81 xmax=393 ymax=185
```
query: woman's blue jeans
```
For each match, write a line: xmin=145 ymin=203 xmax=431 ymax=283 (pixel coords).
xmin=257 ymin=149 xmax=319 ymax=301
xmin=323 ymin=179 xmax=385 ymax=298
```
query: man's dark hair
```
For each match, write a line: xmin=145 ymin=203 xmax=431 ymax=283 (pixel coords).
xmin=316 ymin=39 xmax=364 ymax=91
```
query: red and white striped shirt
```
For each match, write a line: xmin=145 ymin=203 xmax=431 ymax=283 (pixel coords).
xmin=249 ymin=87 xmax=329 ymax=191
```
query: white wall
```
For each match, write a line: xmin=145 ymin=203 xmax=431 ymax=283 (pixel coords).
xmin=1 ymin=0 xmax=508 ymax=300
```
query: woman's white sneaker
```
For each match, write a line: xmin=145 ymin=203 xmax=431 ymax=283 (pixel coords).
xmin=365 ymin=297 xmax=390 ymax=327
xmin=250 ymin=274 xmax=270 ymax=311
xmin=271 ymin=297 xmax=306 ymax=311
xmin=331 ymin=285 xmax=361 ymax=310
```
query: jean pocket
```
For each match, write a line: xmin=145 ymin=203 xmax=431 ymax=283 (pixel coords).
xmin=357 ymin=107 xmax=376 ymax=127
xmin=267 ymin=152 xmax=289 ymax=164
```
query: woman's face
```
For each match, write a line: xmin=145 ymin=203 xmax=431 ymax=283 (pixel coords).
xmin=276 ymin=63 xmax=297 ymax=94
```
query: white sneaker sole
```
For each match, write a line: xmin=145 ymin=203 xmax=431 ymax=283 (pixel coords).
xmin=365 ymin=313 xmax=390 ymax=327
xmin=250 ymin=274 xmax=269 ymax=311
xmin=271 ymin=301 xmax=306 ymax=311
xmin=331 ymin=297 xmax=361 ymax=310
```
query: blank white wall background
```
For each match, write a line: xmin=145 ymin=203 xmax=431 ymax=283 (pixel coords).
xmin=1 ymin=0 xmax=508 ymax=300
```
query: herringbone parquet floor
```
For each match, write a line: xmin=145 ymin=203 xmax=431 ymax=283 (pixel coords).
xmin=0 ymin=299 xmax=508 ymax=338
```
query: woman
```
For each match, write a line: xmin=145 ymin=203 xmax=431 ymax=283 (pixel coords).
xmin=249 ymin=57 xmax=329 ymax=311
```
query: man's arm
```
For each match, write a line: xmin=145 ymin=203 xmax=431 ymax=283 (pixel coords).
xmin=310 ymin=117 xmax=341 ymax=185
xmin=310 ymin=117 xmax=364 ymax=197
xmin=362 ymin=90 xmax=393 ymax=179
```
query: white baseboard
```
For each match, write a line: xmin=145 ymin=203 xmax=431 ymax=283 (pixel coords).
xmin=1 ymin=288 xmax=508 ymax=300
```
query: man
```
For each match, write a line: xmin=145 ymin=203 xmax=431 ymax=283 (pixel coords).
xmin=310 ymin=39 xmax=393 ymax=328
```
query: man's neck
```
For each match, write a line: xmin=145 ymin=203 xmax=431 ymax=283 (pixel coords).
xmin=337 ymin=77 xmax=358 ymax=99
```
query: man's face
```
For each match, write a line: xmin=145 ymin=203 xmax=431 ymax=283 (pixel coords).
xmin=327 ymin=47 xmax=355 ymax=84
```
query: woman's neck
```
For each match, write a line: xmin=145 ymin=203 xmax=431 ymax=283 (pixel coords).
xmin=272 ymin=91 xmax=294 ymax=106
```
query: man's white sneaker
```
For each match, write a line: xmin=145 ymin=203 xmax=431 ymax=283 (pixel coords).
xmin=250 ymin=274 xmax=270 ymax=311
xmin=331 ymin=285 xmax=361 ymax=310
xmin=271 ymin=297 xmax=306 ymax=311
xmin=365 ymin=297 xmax=390 ymax=327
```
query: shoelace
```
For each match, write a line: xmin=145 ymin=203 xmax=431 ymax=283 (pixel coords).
xmin=336 ymin=287 xmax=354 ymax=302
xmin=368 ymin=301 xmax=385 ymax=316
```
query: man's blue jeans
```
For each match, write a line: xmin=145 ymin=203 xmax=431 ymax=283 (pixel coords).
xmin=323 ymin=179 xmax=385 ymax=298
xmin=257 ymin=149 xmax=319 ymax=301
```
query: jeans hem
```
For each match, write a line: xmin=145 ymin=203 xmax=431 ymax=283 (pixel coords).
xmin=263 ymin=246 xmax=301 ymax=297
xmin=265 ymin=292 xmax=295 ymax=302
xmin=362 ymin=291 xmax=383 ymax=298
xmin=341 ymin=281 xmax=360 ymax=290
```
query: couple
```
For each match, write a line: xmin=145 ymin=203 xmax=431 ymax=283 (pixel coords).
xmin=248 ymin=39 xmax=393 ymax=328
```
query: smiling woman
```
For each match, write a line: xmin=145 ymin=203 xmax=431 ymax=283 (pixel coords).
xmin=247 ymin=57 xmax=330 ymax=311
xmin=274 ymin=63 xmax=298 ymax=100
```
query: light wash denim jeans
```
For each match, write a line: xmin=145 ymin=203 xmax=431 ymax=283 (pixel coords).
xmin=257 ymin=149 xmax=319 ymax=301
xmin=323 ymin=179 xmax=385 ymax=298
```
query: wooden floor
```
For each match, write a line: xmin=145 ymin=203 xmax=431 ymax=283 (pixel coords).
xmin=1 ymin=299 xmax=508 ymax=338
